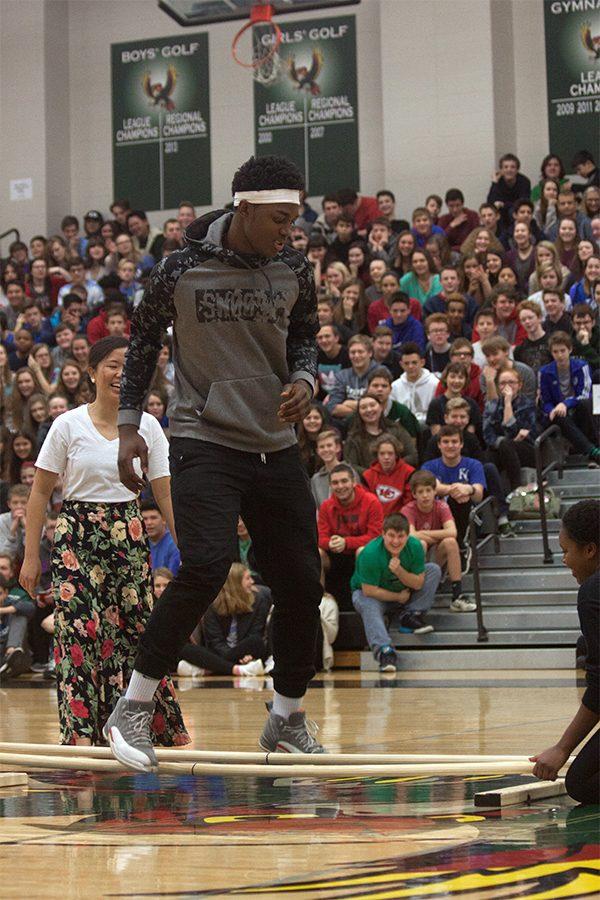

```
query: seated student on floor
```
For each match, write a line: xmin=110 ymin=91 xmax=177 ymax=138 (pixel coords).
xmin=483 ymin=363 xmax=538 ymax=490
xmin=422 ymin=425 xmax=486 ymax=552
xmin=401 ymin=470 xmax=475 ymax=612
xmin=0 ymin=567 xmax=35 ymax=679
xmin=351 ymin=513 xmax=442 ymax=673
xmin=362 ymin=433 xmax=415 ymax=516
xmin=540 ymin=332 xmax=600 ymax=465
xmin=177 ymin=563 xmax=272 ymax=679
xmin=318 ymin=464 xmax=383 ymax=610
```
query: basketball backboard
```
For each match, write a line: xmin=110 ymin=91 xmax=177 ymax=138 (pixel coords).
xmin=158 ymin=0 xmax=360 ymax=27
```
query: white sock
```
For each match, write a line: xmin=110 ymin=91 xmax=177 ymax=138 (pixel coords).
xmin=498 ymin=514 xmax=509 ymax=525
xmin=272 ymin=691 xmax=303 ymax=720
xmin=125 ymin=670 xmax=160 ymax=703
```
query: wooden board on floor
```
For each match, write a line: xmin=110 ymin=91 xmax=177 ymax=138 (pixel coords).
xmin=474 ymin=778 xmax=566 ymax=807
xmin=0 ymin=772 xmax=28 ymax=788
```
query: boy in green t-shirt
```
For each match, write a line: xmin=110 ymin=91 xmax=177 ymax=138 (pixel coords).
xmin=351 ymin=513 xmax=442 ymax=672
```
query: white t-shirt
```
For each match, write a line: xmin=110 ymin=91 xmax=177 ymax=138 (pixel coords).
xmin=35 ymin=405 xmax=170 ymax=502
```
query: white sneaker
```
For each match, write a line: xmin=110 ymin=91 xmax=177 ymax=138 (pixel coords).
xmin=177 ymin=660 xmax=204 ymax=677
xmin=237 ymin=659 xmax=265 ymax=676
xmin=450 ymin=595 xmax=477 ymax=613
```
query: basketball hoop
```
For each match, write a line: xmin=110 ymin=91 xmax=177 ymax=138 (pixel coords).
xmin=232 ymin=3 xmax=282 ymax=85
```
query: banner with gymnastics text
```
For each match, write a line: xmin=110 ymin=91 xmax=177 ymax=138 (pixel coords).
xmin=253 ymin=16 xmax=359 ymax=195
xmin=543 ymin=0 xmax=600 ymax=165
xmin=111 ymin=34 xmax=211 ymax=211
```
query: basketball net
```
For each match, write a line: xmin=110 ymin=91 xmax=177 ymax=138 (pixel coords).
xmin=232 ymin=3 xmax=282 ymax=85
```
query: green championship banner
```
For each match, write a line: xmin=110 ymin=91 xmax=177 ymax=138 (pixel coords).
xmin=111 ymin=34 xmax=211 ymax=211
xmin=254 ymin=16 xmax=359 ymax=195
xmin=543 ymin=1 xmax=600 ymax=165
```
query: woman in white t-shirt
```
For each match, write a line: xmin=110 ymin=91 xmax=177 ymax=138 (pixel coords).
xmin=20 ymin=336 xmax=189 ymax=747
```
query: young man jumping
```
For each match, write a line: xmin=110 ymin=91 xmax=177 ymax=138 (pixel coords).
xmin=105 ymin=156 xmax=325 ymax=770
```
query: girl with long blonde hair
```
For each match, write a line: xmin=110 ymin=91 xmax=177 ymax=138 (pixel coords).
xmin=177 ymin=563 xmax=273 ymax=678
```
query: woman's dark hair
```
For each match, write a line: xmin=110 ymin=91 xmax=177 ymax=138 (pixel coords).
xmin=232 ymin=155 xmax=304 ymax=194
xmin=86 ymin=336 xmax=129 ymax=400
xmin=88 ymin=336 xmax=129 ymax=370
xmin=562 ymin=500 xmax=600 ymax=547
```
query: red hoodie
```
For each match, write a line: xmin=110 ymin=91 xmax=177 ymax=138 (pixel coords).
xmin=434 ymin=361 xmax=484 ymax=410
xmin=318 ymin=485 xmax=383 ymax=553
xmin=362 ymin=459 xmax=415 ymax=514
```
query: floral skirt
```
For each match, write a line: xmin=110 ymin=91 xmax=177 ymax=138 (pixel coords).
xmin=52 ymin=500 xmax=190 ymax=746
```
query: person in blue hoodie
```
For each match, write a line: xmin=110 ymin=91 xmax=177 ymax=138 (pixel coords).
xmin=104 ymin=155 xmax=326 ymax=771
xmin=385 ymin=292 xmax=425 ymax=352
xmin=540 ymin=331 xmax=599 ymax=464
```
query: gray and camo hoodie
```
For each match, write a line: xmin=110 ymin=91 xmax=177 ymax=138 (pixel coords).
xmin=119 ymin=210 xmax=318 ymax=453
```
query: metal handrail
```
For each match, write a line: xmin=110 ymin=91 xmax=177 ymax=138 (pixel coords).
xmin=534 ymin=424 xmax=564 ymax=564
xmin=468 ymin=495 xmax=500 ymax=643
xmin=0 ymin=228 xmax=20 ymax=252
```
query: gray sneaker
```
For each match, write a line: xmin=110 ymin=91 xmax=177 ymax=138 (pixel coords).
xmin=103 ymin=697 xmax=158 ymax=773
xmin=259 ymin=706 xmax=326 ymax=754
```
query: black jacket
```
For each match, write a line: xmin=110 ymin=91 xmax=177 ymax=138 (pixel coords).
xmin=201 ymin=588 xmax=272 ymax=656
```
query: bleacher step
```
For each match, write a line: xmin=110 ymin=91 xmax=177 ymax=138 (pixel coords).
xmin=360 ymin=647 xmax=575 ymax=671
xmin=548 ymin=470 xmax=600 ymax=486
xmin=481 ymin=535 xmax=560 ymax=554
xmin=433 ymin=589 xmax=577 ymax=606
xmin=477 ymin=553 xmax=559 ymax=569
xmin=512 ymin=519 xmax=561 ymax=533
xmin=388 ymin=629 xmax=579 ymax=647
xmin=426 ymin=607 xmax=578 ymax=630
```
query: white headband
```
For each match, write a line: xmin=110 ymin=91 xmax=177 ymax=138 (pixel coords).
xmin=233 ymin=189 xmax=301 ymax=207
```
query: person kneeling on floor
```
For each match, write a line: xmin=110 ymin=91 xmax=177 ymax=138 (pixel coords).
xmin=402 ymin=470 xmax=476 ymax=612
xmin=351 ymin=513 xmax=441 ymax=673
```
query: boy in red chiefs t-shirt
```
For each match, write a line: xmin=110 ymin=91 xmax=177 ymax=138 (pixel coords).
xmin=401 ymin=470 xmax=475 ymax=613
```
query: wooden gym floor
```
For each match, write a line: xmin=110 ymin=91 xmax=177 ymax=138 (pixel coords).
xmin=1 ymin=670 xmax=599 ymax=899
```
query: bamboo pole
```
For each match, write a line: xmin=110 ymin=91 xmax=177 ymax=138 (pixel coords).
xmin=0 ymin=742 xmax=544 ymax=766
xmin=0 ymin=751 xmax=546 ymax=779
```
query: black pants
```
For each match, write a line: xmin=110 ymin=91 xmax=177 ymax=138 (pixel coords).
xmin=181 ymin=635 xmax=267 ymax=677
xmin=487 ymin=439 xmax=537 ymax=490
xmin=136 ymin=438 xmax=322 ymax=698
xmin=554 ymin=401 xmax=598 ymax=456
xmin=565 ymin=728 xmax=600 ymax=805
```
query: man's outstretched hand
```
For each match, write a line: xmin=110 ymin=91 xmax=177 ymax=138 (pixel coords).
xmin=118 ymin=423 xmax=148 ymax=493
xmin=278 ymin=382 xmax=312 ymax=423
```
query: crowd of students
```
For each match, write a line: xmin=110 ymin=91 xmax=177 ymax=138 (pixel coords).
xmin=0 ymin=149 xmax=599 ymax=676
